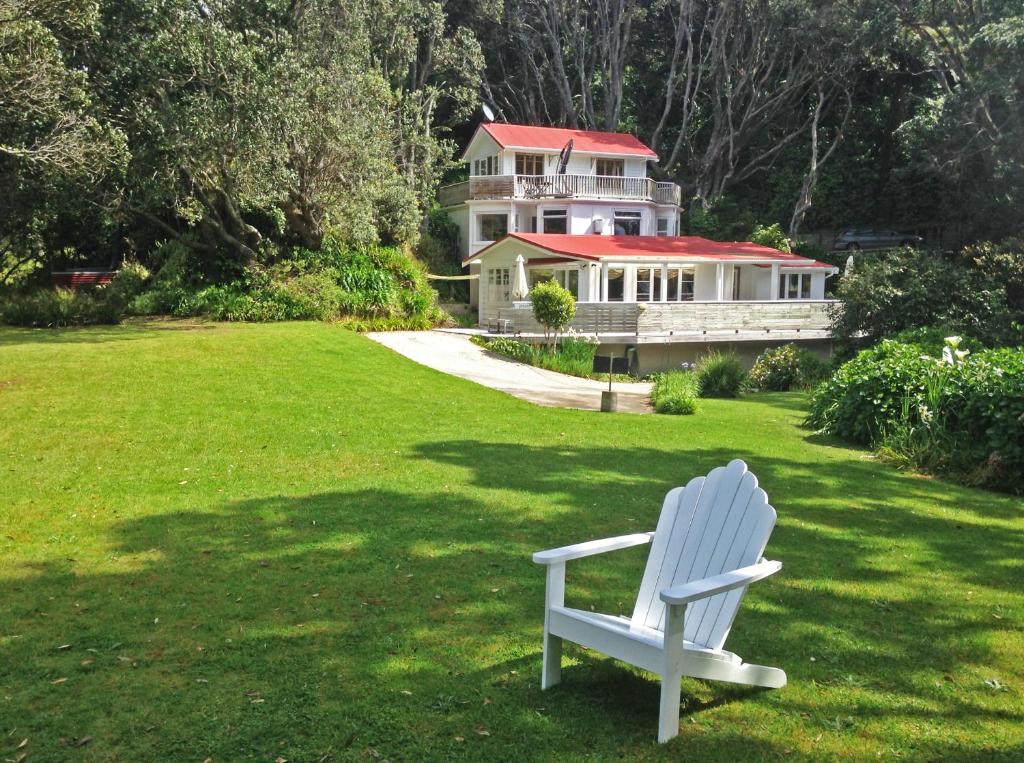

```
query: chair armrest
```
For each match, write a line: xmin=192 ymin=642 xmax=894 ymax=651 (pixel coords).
xmin=533 ymin=532 xmax=654 ymax=565
xmin=659 ymin=559 xmax=782 ymax=605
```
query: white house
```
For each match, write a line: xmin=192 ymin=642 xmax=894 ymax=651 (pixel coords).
xmin=439 ymin=122 xmax=683 ymax=306
xmin=439 ymin=123 xmax=840 ymax=373
xmin=464 ymin=233 xmax=838 ymax=374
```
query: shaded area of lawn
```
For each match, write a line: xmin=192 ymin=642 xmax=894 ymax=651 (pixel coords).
xmin=1 ymin=322 xmax=1022 ymax=761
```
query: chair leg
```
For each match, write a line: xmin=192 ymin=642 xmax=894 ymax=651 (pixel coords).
xmin=657 ymin=671 xmax=682 ymax=743
xmin=541 ymin=630 xmax=562 ymax=689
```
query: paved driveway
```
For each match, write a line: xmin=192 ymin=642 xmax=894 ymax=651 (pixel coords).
xmin=367 ymin=331 xmax=652 ymax=413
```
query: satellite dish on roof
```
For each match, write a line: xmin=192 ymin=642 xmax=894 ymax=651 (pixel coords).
xmin=482 ymin=103 xmax=496 ymax=122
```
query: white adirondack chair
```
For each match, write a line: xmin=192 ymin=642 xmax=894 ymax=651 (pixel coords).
xmin=533 ymin=459 xmax=786 ymax=743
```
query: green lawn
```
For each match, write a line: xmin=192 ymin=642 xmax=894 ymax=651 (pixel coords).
xmin=1 ymin=322 xmax=1022 ymax=762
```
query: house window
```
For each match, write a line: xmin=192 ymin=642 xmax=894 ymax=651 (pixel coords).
xmin=606 ymin=268 xmax=624 ymax=301
xmin=666 ymin=268 xmax=694 ymax=301
xmin=596 ymin=158 xmax=624 ymax=176
xmin=473 ymin=155 xmax=499 ymax=176
xmin=636 ymin=268 xmax=654 ymax=302
xmin=656 ymin=217 xmax=670 ymax=236
xmin=542 ymin=209 xmax=568 ymax=234
xmin=732 ymin=267 xmax=742 ymax=300
xmin=778 ymin=272 xmax=812 ymax=300
xmin=516 ymin=153 xmax=545 ymax=176
xmin=487 ymin=267 xmax=510 ymax=303
xmin=529 ymin=268 xmax=579 ymax=297
xmin=477 ymin=213 xmax=508 ymax=242
xmin=614 ymin=210 xmax=642 ymax=236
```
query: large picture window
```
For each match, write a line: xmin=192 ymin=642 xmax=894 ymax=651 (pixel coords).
xmin=477 ymin=213 xmax=508 ymax=242
xmin=614 ymin=210 xmax=642 ymax=236
xmin=668 ymin=269 xmax=694 ymax=301
xmin=542 ymin=209 xmax=568 ymax=234
xmin=778 ymin=272 xmax=811 ymax=300
xmin=528 ymin=268 xmax=579 ymax=297
xmin=516 ymin=153 xmax=545 ymax=175
xmin=595 ymin=158 xmax=624 ymax=176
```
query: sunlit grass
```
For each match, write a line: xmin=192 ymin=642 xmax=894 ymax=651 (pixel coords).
xmin=1 ymin=321 xmax=1022 ymax=761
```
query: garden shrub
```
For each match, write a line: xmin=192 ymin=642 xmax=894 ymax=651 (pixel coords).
xmin=530 ymin=280 xmax=576 ymax=339
xmin=651 ymin=371 xmax=699 ymax=415
xmin=833 ymin=240 xmax=1024 ymax=351
xmin=747 ymin=344 xmax=830 ymax=391
xmin=808 ymin=337 xmax=1024 ymax=492
xmin=0 ymin=287 xmax=121 ymax=327
xmin=474 ymin=334 xmax=598 ymax=378
xmin=695 ymin=351 xmax=746 ymax=397
xmin=806 ymin=340 xmax=936 ymax=444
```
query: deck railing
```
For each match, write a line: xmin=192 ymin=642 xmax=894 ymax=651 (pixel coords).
xmin=504 ymin=300 xmax=836 ymax=337
xmin=438 ymin=174 xmax=682 ymax=206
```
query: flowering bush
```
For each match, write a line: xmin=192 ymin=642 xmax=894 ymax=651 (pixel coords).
xmin=747 ymin=343 xmax=830 ymax=391
xmin=808 ymin=335 xmax=1024 ymax=492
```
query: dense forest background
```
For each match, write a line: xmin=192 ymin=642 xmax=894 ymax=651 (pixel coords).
xmin=2 ymin=0 xmax=1022 ymax=286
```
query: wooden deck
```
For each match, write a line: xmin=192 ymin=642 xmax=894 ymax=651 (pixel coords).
xmin=498 ymin=300 xmax=837 ymax=342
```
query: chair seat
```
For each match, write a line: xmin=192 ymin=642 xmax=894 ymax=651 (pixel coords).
xmin=549 ymin=606 xmax=740 ymax=673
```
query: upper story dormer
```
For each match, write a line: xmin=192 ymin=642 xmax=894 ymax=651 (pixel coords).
xmin=440 ymin=123 xmax=681 ymax=207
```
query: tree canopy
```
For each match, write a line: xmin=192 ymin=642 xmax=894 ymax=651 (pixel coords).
xmin=1 ymin=0 xmax=1021 ymax=284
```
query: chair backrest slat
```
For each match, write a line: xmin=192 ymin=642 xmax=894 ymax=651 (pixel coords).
xmin=630 ymin=460 xmax=776 ymax=650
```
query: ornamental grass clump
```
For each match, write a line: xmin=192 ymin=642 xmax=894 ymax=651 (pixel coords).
xmin=695 ymin=351 xmax=746 ymax=398
xmin=651 ymin=371 xmax=699 ymax=415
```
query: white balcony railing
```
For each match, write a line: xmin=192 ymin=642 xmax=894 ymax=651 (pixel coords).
xmin=438 ymin=174 xmax=682 ymax=207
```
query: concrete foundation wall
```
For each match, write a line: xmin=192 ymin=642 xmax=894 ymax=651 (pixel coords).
xmin=598 ymin=338 xmax=834 ymax=376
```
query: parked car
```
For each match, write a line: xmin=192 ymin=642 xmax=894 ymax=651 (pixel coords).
xmin=834 ymin=228 xmax=924 ymax=250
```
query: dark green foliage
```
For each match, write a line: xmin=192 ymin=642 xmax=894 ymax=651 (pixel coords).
xmin=833 ymin=242 xmax=1024 ymax=352
xmin=2 ymin=240 xmax=441 ymax=329
xmin=474 ymin=335 xmax=598 ymax=378
xmin=529 ymin=280 xmax=576 ymax=339
xmin=0 ymin=287 xmax=121 ymax=327
xmin=806 ymin=340 xmax=936 ymax=445
xmin=651 ymin=372 xmax=699 ymax=415
xmin=695 ymin=351 xmax=747 ymax=398
xmin=808 ymin=338 xmax=1024 ymax=492
xmin=749 ymin=223 xmax=791 ymax=252
xmin=748 ymin=344 xmax=830 ymax=391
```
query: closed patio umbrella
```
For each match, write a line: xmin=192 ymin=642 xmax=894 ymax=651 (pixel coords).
xmin=511 ymin=254 xmax=529 ymax=300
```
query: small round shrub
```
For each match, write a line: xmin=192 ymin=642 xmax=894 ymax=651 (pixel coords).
xmin=695 ymin=351 xmax=746 ymax=398
xmin=529 ymin=279 xmax=576 ymax=338
xmin=748 ymin=343 xmax=830 ymax=391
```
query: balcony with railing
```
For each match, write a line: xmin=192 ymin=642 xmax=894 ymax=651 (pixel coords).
xmin=438 ymin=174 xmax=682 ymax=207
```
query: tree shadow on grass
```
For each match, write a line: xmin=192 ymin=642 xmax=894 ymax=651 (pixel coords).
xmin=0 ymin=321 xmax=216 ymax=347
xmin=2 ymin=445 xmax=1022 ymax=760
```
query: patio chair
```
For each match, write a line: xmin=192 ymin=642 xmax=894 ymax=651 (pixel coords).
xmin=533 ymin=459 xmax=786 ymax=743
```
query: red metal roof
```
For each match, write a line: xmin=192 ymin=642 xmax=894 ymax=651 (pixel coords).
xmin=466 ymin=234 xmax=836 ymax=269
xmin=479 ymin=123 xmax=658 ymax=158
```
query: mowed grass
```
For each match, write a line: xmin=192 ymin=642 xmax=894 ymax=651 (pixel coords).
xmin=1 ymin=321 xmax=1022 ymax=762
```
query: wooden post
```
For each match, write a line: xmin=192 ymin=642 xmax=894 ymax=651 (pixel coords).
xmin=770 ymin=263 xmax=780 ymax=300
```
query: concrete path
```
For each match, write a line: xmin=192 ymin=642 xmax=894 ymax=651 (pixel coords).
xmin=367 ymin=331 xmax=652 ymax=413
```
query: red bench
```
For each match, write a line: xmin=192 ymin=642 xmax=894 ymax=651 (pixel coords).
xmin=51 ymin=270 xmax=115 ymax=288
